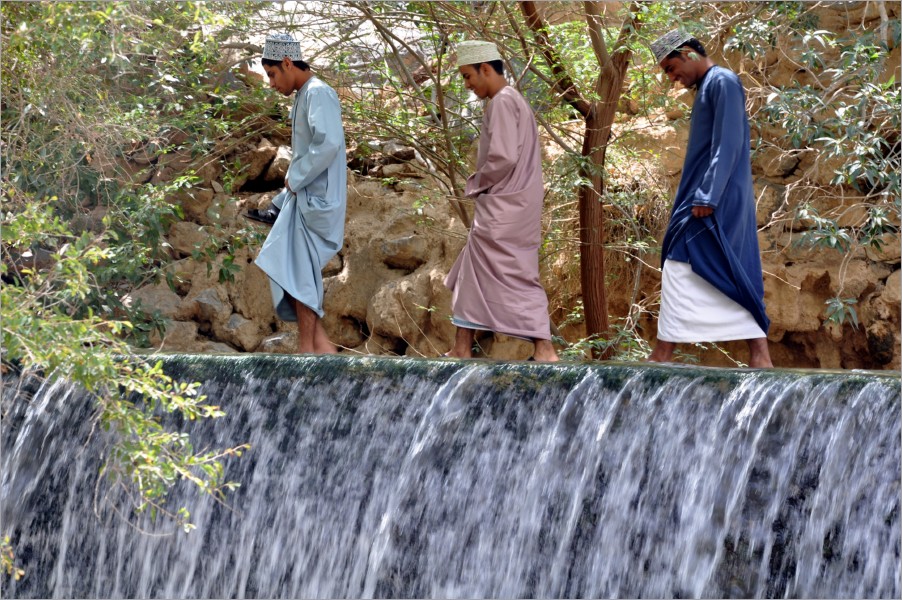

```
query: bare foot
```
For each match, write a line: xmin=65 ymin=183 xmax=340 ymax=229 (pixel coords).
xmin=532 ymin=339 xmax=559 ymax=362
xmin=647 ymin=341 xmax=676 ymax=363
xmin=298 ymin=339 xmax=332 ymax=354
xmin=313 ymin=320 xmax=337 ymax=354
xmin=747 ymin=338 xmax=773 ymax=368
xmin=748 ymin=356 xmax=773 ymax=368
xmin=445 ymin=327 xmax=475 ymax=358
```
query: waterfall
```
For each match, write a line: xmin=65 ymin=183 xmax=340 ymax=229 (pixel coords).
xmin=2 ymin=355 xmax=899 ymax=599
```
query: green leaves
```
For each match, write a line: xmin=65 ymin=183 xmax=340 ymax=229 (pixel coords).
xmin=1 ymin=536 xmax=24 ymax=581
xmin=825 ymin=296 xmax=859 ymax=329
xmin=1 ymin=199 xmax=248 ymax=532
xmin=757 ymin=26 xmax=900 ymax=197
xmin=1 ymin=1 xmax=261 ymax=539
xmin=795 ymin=201 xmax=899 ymax=255
xmin=101 ymin=359 xmax=250 ymax=531
xmin=795 ymin=205 xmax=854 ymax=253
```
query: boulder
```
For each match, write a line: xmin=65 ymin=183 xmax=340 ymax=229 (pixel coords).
xmin=167 ymin=222 xmax=209 ymax=257
xmin=753 ymin=146 xmax=800 ymax=178
xmin=379 ymin=163 xmax=419 ymax=179
xmin=764 ymin=265 xmax=828 ymax=333
xmin=866 ymin=320 xmax=898 ymax=366
xmin=232 ymin=139 xmax=278 ymax=190
xmin=349 ymin=332 xmax=407 ymax=356
xmin=478 ymin=333 xmax=534 ymax=361
xmin=123 ymin=283 xmax=182 ymax=318
xmin=174 ymin=187 xmax=215 ymax=224
xmin=149 ymin=148 xmax=194 ymax=183
xmin=213 ymin=312 xmax=266 ymax=352
xmin=754 ymin=181 xmax=787 ymax=225
xmin=824 ymin=259 xmax=891 ymax=299
xmin=395 ymin=180 xmax=427 ymax=194
xmin=263 ymin=146 xmax=292 ymax=182
xmin=150 ymin=319 xmax=201 ymax=351
xmin=207 ymin=194 xmax=242 ymax=224
xmin=794 ymin=150 xmax=848 ymax=188
xmin=323 ymin=253 xmax=343 ymax=278
xmin=324 ymin=315 xmax=367 ymax=349
xmin=770 ymin=231 xmax=827 ymax=263
xmin=324 ymin=248 xmax=394 ymax=323
xmin=813 ymin=329 xmax=843 ymax=368
xmin=199 ymin=341 xmax=239 ymax=353
xmin=243 ymin=190 xmax=281 ymax=212
xmin=864 ymin=234 xmax=902 ymax=263
xmin=161 ymin=258 xmax=196 ymax=295
xmin=383 ymin=141 xmax=417 ymax=163
xmin=71 ymin=206 xmax=108 ymax=234
xmin=426 ymin=267 xmax=456 ymax=343
xmin=881 ymin=44 xmax=901 ymax=85
xmin=380 ymin=235 xmax=429 ymax=271
xmin=881 ymin=269 xmax=901 ymax=307
xmin=179 ymin=286 xmax=231 ymax=326
xmin=224 ymin=248 xmax=276 ymax=324
xmin=366 ymin=272 xmax=432 ymax=344
xmin=193 ymin=159 xmax=223 ymax=188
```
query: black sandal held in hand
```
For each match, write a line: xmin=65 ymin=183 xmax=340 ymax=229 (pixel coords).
xmin=243 ymin=205 xmax=281 ymax=225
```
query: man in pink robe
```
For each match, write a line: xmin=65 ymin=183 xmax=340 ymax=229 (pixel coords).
xmin=444 ymin=41 xmax=558 ymax=362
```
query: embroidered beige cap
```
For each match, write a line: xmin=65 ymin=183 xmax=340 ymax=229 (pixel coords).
xmin=455 ymin=40 xmax=502 ymax=66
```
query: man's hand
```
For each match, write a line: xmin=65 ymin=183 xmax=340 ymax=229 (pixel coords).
xmin=284 ymin=177 xmax=292 ymax=192
xmin=692 ymin=205 xmax=714 ymax=218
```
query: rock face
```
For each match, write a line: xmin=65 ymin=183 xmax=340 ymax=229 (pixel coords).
xmin=122 ymin=4 xmax=899 ymax=370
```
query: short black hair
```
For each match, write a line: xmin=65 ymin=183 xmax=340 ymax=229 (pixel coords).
xmin=665 ymin=38 xmax=707 ymax=61
xmin=261 ymin=57 xmax=310 ymax=71
xmin=471 ymin=59 xmax=504 ymax=75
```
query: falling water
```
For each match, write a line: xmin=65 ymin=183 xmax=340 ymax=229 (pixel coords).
xmin=1 ymin=355 xmax=899 ymax=598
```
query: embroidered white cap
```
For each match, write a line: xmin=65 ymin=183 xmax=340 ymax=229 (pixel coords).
xmin=455 ymin=40 xmax=502 ymax=66
xmin=263 ymin=33 xmax=303 ymax=62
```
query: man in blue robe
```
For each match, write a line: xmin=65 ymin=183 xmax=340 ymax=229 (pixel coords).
xmin=251 ymin=34 xmax=347 ymax=354
xmin=647 ymin=30 xmax=773 ymax=368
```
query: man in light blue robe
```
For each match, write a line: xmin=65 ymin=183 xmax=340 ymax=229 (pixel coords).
xmin=252 ymin=34 xmax=346 ymax=354
xmin=647 ymin=31 xmax=773 ymax=368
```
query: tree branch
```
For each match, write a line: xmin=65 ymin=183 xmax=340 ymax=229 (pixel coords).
xmin=583 ymin=2 xmax=612 ymax=74
xmin=518 ymin=1 xmax=591 ymax=117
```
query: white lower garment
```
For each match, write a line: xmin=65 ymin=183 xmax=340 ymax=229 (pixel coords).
xmin=658 ymin=260 xmax=766 ymax=343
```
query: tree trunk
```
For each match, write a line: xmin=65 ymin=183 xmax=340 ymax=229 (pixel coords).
xmin=519 ymin=0 xmax=638 ymax=357
xmin=580 ymin=76 xmax=633 ymax=356
xmin=579 ymin=108 xmax=610 ymax=349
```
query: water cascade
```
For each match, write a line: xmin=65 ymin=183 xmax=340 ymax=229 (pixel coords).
xmin=2 ymin=355 xmax=899 ymax=598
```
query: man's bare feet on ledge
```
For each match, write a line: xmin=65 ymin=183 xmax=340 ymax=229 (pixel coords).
xmin=532 ymin=339 xmax=559 ymax=362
